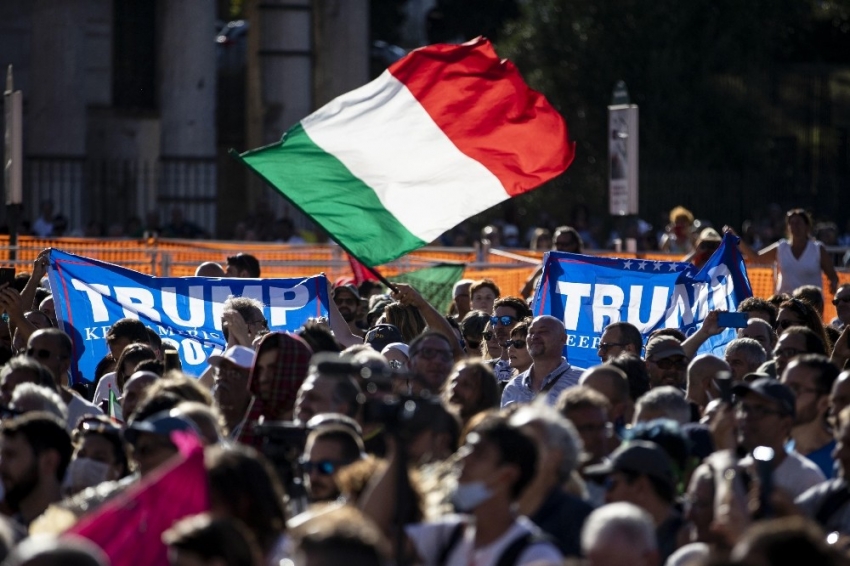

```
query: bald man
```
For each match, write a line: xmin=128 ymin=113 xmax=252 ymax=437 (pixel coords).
xmin=686 ymin=354 xmax=731 ymax=411
xmin=501 ymin=315 xmax=584 ymax=407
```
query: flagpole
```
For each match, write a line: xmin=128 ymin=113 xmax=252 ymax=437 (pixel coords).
xmin=362 ymin=263 xmax=397 ymax=293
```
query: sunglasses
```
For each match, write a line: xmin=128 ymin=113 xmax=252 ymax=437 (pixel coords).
xmin=505 ymin=339 xmax=526 ymax=349
xmin=650 ymin=357 xmax=688 ymax=370
xmin=777 ymin=319 xmax=801 ymax=330
xmin=26 ymin=347 xmax=57 ymax=361
xmin=412 ymin=347 xmax=453 ymax=362
xmin=299 ymin=458 xmax=346 ymax=475
xmin=490 ymin=315 xmax=518 ymax=327
xmin=482 ymin=331 xmax=494 ymax=341
xmin=78 ymin=416 xmax=123 ymax=436
xmin=834 ymin=297 xmax=850 ymax=306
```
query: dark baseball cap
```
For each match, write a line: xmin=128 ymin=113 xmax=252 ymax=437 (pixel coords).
xmin=333 ymin=283 xmax=361 ymax=301
xmin=123 ymin=410 xmax=200 ymax=445
xmin=583 ymin=440 xmax=677 ymax=491
xmin=364 ymin=323 xmax=404 ymax=352
xmin=645 ymin=336 xmax=687 ymax=361
xmin=733 ymin=378 xmax=796 ymax=418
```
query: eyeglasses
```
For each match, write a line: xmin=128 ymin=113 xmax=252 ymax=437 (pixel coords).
xmin=482 ymin=331 xmax=494 ymax=341
xmin=575 ymin=422 xmax=614 ymax=437
xmin=505 ymin=339 xmax=526 ymax=349
xmin=411 ymin=347 xmax=453 ymax=362
xmin=299 ymin=458 xmax=346 ymax=475
xmin=216 ymin=366 xmax=247 ymax=380
xmin=834 ymin=297 xmax=850 ymax=305
xmin=785 ymin=383 xmax=822 ymax=397
xmin=735 ymin=402 xmax=788 ymax=420
xmin=490 ymin=315 xmax=518 ymax=327
xmin=777 ymin=319 xmax=802 ymax=330
xmin=598 ymin=342 xmax=628 ymax=352
xmin=650 ymin=357 xmax=688 ymax=370
xmin=774 ymin=347 xmax=805 ymax=358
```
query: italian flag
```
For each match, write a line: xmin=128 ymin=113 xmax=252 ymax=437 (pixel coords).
xmin=236 ymin=37 xmax=574 ymax=266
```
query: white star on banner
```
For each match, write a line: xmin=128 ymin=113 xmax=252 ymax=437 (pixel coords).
xmin=638 ymin=261 xmax=647 ymax=270
xmin=668 ymin=263 xmax=678 ymax=272
xmin=653 ymin=262 xmax=661 ymax=271
xmin=623 ymin=260 xmax=633 ymax=270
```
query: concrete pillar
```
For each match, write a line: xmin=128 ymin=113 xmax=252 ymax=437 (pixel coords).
xmin=245 ymin=0 xmax=313 ymax=222
xmin=157 ymin=0 xmax=217 ymax=235
xmin=313 ymin=0 xmax=369 ymax=107
xmin=28 ymin=0 xmax=88 ymax=231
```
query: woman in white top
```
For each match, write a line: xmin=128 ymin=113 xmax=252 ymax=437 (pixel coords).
xmin=737 ymin=209 xmax=838 ymax=295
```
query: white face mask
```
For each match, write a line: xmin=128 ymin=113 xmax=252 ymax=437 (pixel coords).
xmin=62 ymin=457 xmax=111 ymax=496
xmin=451 ymin=481 xmax=493 ymax=513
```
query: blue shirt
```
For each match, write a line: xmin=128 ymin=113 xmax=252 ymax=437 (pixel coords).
xmin=787 ymin=438 xmax=838 ymax=479
xmin=500 ymin=358 xmax=583 ymax=407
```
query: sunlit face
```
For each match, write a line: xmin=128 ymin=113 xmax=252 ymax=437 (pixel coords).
xmin=471 ymin=287 xmax=497 ymax=314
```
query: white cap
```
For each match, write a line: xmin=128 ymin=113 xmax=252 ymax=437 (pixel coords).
xmin=453 ymin=279 xmax=474 ymax=298
xmin=208 ymin=345 xmax=255 ymax=370
xmin=381 ymin=342 xmax=409 ymax=359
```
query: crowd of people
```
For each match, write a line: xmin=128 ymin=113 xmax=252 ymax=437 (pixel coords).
xmin=16 ymin=200 xmax=850 ymax=269
xmin=0 ymin=204 xmax=846 ymax=565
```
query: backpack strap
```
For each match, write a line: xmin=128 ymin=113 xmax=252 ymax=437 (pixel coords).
xmin=496 ymin=530 xmax=554 ymax=566
xmin=815 ymin=481 xmax=850 ymax=527
xmin=437 ymin=522 xmax=465 ymax=564
xmin=540 ymin=365 xmax=570 ymax=394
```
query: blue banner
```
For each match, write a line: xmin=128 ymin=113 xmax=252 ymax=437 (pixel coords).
xmin=531 ymin=234 xmax=753 ymax=370
xmin=47 ymin=249 xmax=329 ymax=383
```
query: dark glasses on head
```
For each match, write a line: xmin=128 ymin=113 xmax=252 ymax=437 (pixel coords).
xmin=490 ymin=315 xmax=518 ymax=327
xmin=300 ymin=459 xmax=345 ymax=475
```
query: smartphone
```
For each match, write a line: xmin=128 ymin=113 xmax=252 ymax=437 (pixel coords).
xmin=716 ymin=370 xmax=733 ymax=403
xmin=717 ymin=311 xmax=748 ymax=328
xmin=164 ymin=349 xmax=182 ymax=372
xmin=752 ymin=445 xmax=775 ymax=519
xmin=0 ymin=267 xmax=15 ymax=288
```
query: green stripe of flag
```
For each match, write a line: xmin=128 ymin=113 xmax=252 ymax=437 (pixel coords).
xmin=235 ymin=124 xmax=426 ymax=266
xmin=390 ymin=263 xmax=465 ymax=314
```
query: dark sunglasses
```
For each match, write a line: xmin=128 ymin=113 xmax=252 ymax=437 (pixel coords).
xmin=26 ymin=348 xmax=55 ymax=361
xmin=490 ymin=315 xmax=518 ymax=327
xmin=482 ymin=331 xmax=494 ymax=341
xmin=651 ymin=357 xmax=688 ymax=370
xmin=505 ymin=339 xmax=526 ymax=349
xmin=78 ymin=416 xmax=123 ymax=436
xmin=300 ymin=458 xmax=345 ymax=476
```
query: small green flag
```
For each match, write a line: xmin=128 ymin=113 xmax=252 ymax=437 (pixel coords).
xmin=108 ymin=388 xmax=124 ymax=423
xmin=390 ymin=263 xmax=465 ymax=314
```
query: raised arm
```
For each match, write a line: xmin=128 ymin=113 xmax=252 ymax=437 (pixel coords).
xmin=819 ymin=244 xmax=839 ymax=295
xmin=324 ymin=277 xmax=363 ymax=348
xmin=392 ymin=283 xmax=464 ymax=360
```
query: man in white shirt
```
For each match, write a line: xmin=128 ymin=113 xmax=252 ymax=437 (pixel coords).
xmin=732 ymin=378 xmax=825 ymax=498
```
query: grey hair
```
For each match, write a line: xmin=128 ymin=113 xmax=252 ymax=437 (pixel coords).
xmin=11 ymin=383 xmax=68 ymax=422
xmin=725 ymin=338 xmax=767 ymax=368
xmin=634 ymin=386 xmax=691 ymax=425
xmin=581 ymin=502 xmax=657 ymax=555
xmin=508 ymin=402 xmax=582 ymax=483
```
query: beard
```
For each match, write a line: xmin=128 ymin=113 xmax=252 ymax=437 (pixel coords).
xmin=2 ymin=461 xmax=39 ymax=511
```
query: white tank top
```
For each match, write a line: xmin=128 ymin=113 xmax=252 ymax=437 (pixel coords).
xmin=776 ymin=238 xmax=822 ymax=293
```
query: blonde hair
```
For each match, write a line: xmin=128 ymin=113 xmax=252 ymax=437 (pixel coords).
xmin=669 ymin=206 xmax=694 ymax=225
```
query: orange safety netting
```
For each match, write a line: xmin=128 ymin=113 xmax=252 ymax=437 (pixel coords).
xmin=1 ymin=236 xmax=846 ymax=321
